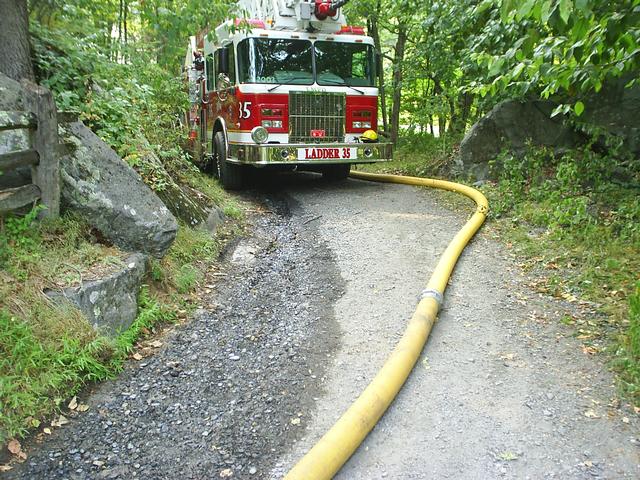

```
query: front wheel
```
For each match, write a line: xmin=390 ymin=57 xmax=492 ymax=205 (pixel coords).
xmin=322 ymin=163 xmax=351 ymax=181
xmin=213 ymin=131 xmax=245 ymax=190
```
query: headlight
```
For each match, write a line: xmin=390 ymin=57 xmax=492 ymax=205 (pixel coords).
xmin=352 ymin=121 xmax=371 ymax=129
xmin=251 ymin=126 xmax=269 ymax=144
xmin=262 ymin=120 xmax=283 ymax=129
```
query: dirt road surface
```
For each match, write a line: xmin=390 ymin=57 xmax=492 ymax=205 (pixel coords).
xmin=6 ymin=173 xmax=639 ymax=479
xmin=268 ymin=174 xmax=639 ymax=479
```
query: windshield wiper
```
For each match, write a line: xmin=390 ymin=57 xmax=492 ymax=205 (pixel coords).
xmin=317 ymin=78 xmax=365 ymax=95
xmin=267 ymin=76 xmax=313 ymax=92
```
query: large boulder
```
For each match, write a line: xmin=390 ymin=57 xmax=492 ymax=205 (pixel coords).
xmin=457 ymin=100 xmax=582 ymax=180
xmin=46 ymin=253 xmax=148 ymax=336
xmin=458 ymin=78 xmax=640 ymax=180
xmin=581 ymin=75 xmax=640 ymax=156
xmin=59 ymin=121 xmax=178 ymax=257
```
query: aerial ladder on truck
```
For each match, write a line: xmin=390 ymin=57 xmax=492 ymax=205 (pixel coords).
xmin=184 ymin=0 xmax=392 ymax=189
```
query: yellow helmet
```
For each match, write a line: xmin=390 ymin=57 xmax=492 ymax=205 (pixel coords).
xmin=360 ymin=129 xmax=378 ymax=143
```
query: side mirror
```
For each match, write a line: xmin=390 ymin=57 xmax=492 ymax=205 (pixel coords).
xmin=217 ymin=73 xmax=232 ymax=100
xmin=375 ymin=51 xmax=382 ymax=79
xmin=218 ymin=46 xmax=230 ymax=74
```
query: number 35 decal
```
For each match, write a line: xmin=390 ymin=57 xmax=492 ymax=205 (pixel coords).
xmin=239 ymin=101 xmax=252 ymax=119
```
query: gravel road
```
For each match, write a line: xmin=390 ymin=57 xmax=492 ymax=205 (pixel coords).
xmin=269 ymin=174 xmax=639 ymax=479
xmin=6 ymin=172 xmax=639 ymax=479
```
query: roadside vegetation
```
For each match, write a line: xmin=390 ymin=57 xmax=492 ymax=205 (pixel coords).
xmin=366 ymin=133 xmax=640 ymax=405
xmin=0 ymin=3 xmax=243 ymax=444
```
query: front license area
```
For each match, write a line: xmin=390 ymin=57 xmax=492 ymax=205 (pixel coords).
xmin=298 ymin=147 xmax=358 ymax=161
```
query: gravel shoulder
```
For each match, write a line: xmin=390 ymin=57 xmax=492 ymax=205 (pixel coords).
xmin=5 ymin=189 xmax=344 ymax=480
xmin=269 ymin=175 xmax=639 ymax=479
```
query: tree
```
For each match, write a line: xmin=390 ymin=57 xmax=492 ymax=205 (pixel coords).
xmin=472 ymin=0 xmax=640 ymax=116
xmin=0 ymin=0 xmax=35 ymax=81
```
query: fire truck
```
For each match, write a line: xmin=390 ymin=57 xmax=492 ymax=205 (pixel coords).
xmin=184 ymin=0 xmax=392 ymax=189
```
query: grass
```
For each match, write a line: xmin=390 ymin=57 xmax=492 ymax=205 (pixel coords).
xmin=0 ymin=180 xmax=245 ymax=444
xmin=358 ymin=131 xmax=460 ymax=178
xmin=370 ymin=133 xmax=640 ymax=405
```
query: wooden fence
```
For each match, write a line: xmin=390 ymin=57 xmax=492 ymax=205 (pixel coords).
xmin=0 ymin=82 xmax=60 ymax=218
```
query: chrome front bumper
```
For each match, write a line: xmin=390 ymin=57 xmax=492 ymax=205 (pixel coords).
xmin=228 ymin=142 xmax=393 ymax=165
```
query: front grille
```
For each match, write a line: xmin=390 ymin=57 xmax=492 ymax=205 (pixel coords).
xmin=289 ymin=91 xmax=345 ymax=143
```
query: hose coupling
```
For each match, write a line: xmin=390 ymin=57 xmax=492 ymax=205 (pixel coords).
xmin=418 ymin=288 xmax=443 ymax=308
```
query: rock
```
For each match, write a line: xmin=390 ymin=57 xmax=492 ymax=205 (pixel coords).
xmin=581 ymin=74 xmax=640 ymax=156
xmin=458 ymin=79 xmax=640 ymax=180
xmin=45 ymin=253 xmax=148 ymax=336
xmin=204 ymin=207 xmax=226 ymax=234
xmin=0 ymin=73 xmax=25 ymax=110
xmin=0 ymin=74 xmax=32 ymax=190
xmin=457 ymin=100 xmax=581 ymax=180
xmin=59 ymin=122 xmax=177 ymax=257
xmin=133 ymin=139 xmax=214 ymax=227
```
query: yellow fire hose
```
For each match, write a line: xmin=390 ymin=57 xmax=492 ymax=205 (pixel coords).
xmin=284 ymin=171 xmax=489 ymax=480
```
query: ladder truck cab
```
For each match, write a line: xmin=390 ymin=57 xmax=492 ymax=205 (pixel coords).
xmin=184 ymin=0 xmax=392 ymax=189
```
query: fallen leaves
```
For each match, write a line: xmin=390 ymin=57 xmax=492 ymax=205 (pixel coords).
xmin=290 ymin=417 xmax=301 ymax=425
xmin=419 ymin=354 xmax=431 ymax=369
xmin=132 ymin=352 xmax=143 ymax=361
xmin=7 ymin=439 xmax=26 ymax=461
xmin=498 ymin=450 xmax=519 ymax=461
xmin=66 ymin=397 xmax=89 ymax=413
xmin=581 ymin=345 xmax=599 ymax=355
xmin=220 ymin=468 xmax=233 ymax=477
xmin=584 ymin=409 xmax=600 ymax=419
xmin=7 ymin=440 xmax=21 ymax=455
xmin=26 ymin=417 xmax=40 ymax=428
xmin=51 ymin=415 xmax=69 ymax=427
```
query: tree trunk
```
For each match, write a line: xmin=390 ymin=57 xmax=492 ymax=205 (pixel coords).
xmin=368 ymin=2 xmax=387 ymax=133
xmin=460 ymin=92 xmax=474 ymax=130
xmin=390 ymin=25 xmax=407 ymax=144
xmin=0 ymin=0 xmax=35 ymax=82
xmin=124 ymin=1 xmax=128 ymax=47
xmin=447 ymin=95 xmax=457 ymax=134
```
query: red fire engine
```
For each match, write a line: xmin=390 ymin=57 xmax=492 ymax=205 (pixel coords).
xmin=184 ymin=0 xmax=392 ymax=189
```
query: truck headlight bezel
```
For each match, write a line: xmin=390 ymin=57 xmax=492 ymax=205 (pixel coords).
xmin=251 ymin=126 xmax=269 ymax=144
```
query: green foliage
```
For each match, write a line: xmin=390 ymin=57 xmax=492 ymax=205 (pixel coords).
xmin=471 ymin=0 xmax=640 ymax=113
xmin=115 ymin=287 xmax=176 ymax=354
xmin=0 ymin=284 xmax=177 ymax=442
xmin=362 ymin=132 xmax=459 ymax=177
xmin=32 ymin=22 xmax=189 ymax=153
xmin=614 ymin=283 xmax=640 ymax=401
xmin=0 ymin=206 xmax=43 ymax=267
xmin=0 ymin=310 xmax=118 ymax=442
xmin=175 ymin=264 xmax=202 ymax=294
xmin=30 ymin=0 xmax=233 ymax=71
xmin=481 ymin=145 xmax=640 ymax=401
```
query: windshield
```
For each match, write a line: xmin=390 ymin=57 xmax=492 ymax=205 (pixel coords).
xmin=315 ymin=41 xmax=375 ymax=87
xmin=237 ymin=38 xmax=376 ymax=87
xmin=237 ymin=38 xmax=313 ymax=85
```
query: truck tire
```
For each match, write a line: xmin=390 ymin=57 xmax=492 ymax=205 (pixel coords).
xmin=214 ymin=131 xmax=245 ymax=190
xmin=322 ymin=163 xmax=351 ymax=181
